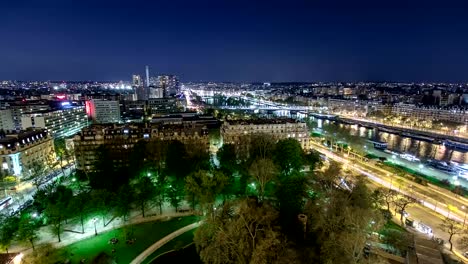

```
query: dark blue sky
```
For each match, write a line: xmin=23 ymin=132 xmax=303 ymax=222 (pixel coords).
xmin=1 ymin=0 xmax=468 ymax=82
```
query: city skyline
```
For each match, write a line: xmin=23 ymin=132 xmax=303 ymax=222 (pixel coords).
xmin=2 ymin=0 xmax=468 ymax=82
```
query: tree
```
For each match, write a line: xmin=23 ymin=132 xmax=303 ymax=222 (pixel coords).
xmin=218 ymin=144 xmax=239 ymax=175
xmin=249 ymin=134 xmax=276 ymax=160
xmin=249 ymin=158 xmax=277 ymax=201
xmin=394 ymin=196 xmax=417 ymax=224
xmin=128 ymin=140 xmax=149 ymax=178
xmin=44 ymin=185 xmax=73 ymax=242
xmin=273 ymin=138 xmax=304 ymax=174
xmin=133 ymin=176 xmax=156 ymax=217
xmin=0 ymin=215 xmax=19 ymax=253
xmin=114 ymin=185 xmax=133 ymax=222
xmin=54 ymin=138 xmax=68 ymax=170
xmin=165 ymin=140 xmax=190 ymax=179
xmin=439 ymin=217 xmax=465 ymax=251
xmin=45 ymin=203 xmax=64 ymax=242
xmin=68 ymin=192 xmax=90 ymax=233
xmin=22 ymin=243 xmax=65 ymax=264
xmin=305 ymin=169 xmax=384 ymax=264
xmin=373 ymin=188 xmax=397 ymax=212
xmin=17 ymin=216 xmax=38 ymax=250
xmin=152 ymin=173 xmax=168 ymax=215
xmin=185 ymin=139 xmax=211 ymax=172
xmin=166 ymin=180 xmax=185 ymax=212
xmin=194 ymin=198 xmax=287 ymax=264
xmin=90 ymin=189 xmax=113 ymax=227
xmin=276 ymin=171 xmax=308 ymax=231
xmin=303 ymin=150 xmax=322 ymax=171
xmin=185 ymin=170 xmax=228 ymax=214
xmin=27 ymin=161 xmax=48 ymax=189
xmin=146 ymin=139 xmax=167 ymax=176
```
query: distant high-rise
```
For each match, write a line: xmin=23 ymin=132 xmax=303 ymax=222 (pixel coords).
xmin=132 ymin=74 xmax=142 ymax=87
xmin=145 ymin=66 xmax=150 ymax=87
xmin=158 ymin=75 xmax=180 ymax=97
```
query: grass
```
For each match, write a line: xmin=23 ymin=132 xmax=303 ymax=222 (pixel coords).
xmin=59 ymin=215 xmax=200 ymax=264
xmin=383 ymin=220 xmax=407 ymax=233
xmin=142 ymin=228 xmax=197 ymax=264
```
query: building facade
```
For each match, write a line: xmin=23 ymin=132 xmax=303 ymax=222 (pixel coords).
xmin=0 ymin=109 xmax=15 ymax=131
xmin=221 ymin=119 xmax=310 ymax=150
xmin=0 ymin=129 xmax=55 ymax=177
xmin=21 ymin=105 xmax=88 ymax=138
xmin=74 ymin=123 xmax=209 ymax=171
xmin=86 ymin=99 xmax=121 ymax=124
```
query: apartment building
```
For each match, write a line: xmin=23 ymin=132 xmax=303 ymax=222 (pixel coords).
xmin=0 ymin=129 xmax=55 ymax=177
xmin=221 ymin=118 xmax=310 ymax=150
xmin=392 ymin=103 xmax=468 ymax=123
xmin=73 ymin=123 xmax=209 ymax=171
xmin=21 ymin=105 xmax=88 ymax=138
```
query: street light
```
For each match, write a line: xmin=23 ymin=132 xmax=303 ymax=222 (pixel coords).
xmin=93 ymin=218 xmax=97 ymax=236
xmin=462 ymin=206 xmax=467 ymax=228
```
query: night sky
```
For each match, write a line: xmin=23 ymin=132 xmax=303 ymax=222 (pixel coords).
xmin=1 ymin=0 xmax=468 ymax=82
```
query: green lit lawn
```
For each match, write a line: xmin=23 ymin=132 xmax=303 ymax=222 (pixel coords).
xmin=141 ymin=229 xmax=197 ymax=264
xmin=59 ymin=215 xmax=199 ymax=264
xmin=383 ymin=220 xmax=407 ymax=233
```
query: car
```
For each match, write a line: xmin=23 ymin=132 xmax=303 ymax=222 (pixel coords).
xmin=398 ymin=210 xmax=409 ymax=217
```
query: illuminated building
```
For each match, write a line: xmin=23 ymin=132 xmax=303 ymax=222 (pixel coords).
xmin=21 ymin=104 xmax=88 ymax=138
xmin=222 ymin=118 xmax=310 ymax=150
xmin=86 ymin=99 xmax=121 ymax=124
xmin=158 ymin=75 xmax=180 ymax=96
xmin=0 ymin=129 xmax=55 ymax=177
xmin=132 ymin=74 xmax=142 ymax=87
xmin=74 ymin=123 xmax=209 ymax=171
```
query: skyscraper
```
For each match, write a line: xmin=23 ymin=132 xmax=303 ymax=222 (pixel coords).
xmin=145 ymin=65 xmax=150 ymax=87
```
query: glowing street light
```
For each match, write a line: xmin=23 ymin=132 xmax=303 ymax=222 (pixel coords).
xmin=462 ymin=206 xmax=467 ymax=228
xmin=93 ymin=218 xmax=97 ymax=236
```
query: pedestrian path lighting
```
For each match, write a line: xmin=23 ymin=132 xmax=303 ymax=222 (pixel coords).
xmin=462 ymin=206 xmax=467 ymax=228
xmin=93 ymin=218 xmax=97 ymax=236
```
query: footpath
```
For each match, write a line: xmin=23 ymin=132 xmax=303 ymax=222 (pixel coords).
xmin=130 ymin=221 xmax=202 ymax=264
xmin=9 ymin=203 xmax=196 ymax=255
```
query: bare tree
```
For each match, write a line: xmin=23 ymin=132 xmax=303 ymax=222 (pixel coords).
xmin=195 ymin=199 xmax=286 ymax=264
xmin=376 ymin=187 xmax=398 ymax=212
xmin=439 ymin=217 xmax=465 ymax=251
xmin=394 ymin=196 xmax=417 ymax=224
xmin=249 ymin=158 xmax=277 ymax=201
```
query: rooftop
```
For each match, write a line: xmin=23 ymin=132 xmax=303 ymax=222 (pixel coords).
xmin=225 ymin=118 xmax=303 ymax=125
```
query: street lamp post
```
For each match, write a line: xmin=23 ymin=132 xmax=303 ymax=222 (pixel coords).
xmin=462 ymin=206 xmax=467 ymax=228
xmin=93 ymin=218 xmax=97 ymax=236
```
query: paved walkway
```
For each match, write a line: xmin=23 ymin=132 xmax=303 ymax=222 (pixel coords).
xmin=9 ymin=202 xmax=197 ymax=254
xmin=130 ymin=221 xmax=202 ymax=264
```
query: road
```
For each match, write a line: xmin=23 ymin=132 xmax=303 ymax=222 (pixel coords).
xmin=2 ymin=164 xmax=75 ymax=215
xmin=310 ymin=140 xmax=468 ymax=262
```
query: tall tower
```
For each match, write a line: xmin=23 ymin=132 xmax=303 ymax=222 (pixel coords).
xmin=145 ymin=66 xmax=150 ymax=87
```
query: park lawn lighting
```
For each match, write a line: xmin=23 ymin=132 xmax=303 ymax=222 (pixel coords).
xmin=12 ymin=253 xmax=23 ymax=264
xmin=92 ymin=218 xmax=98 ymax=236
xmin=147 ymin=172 xmax=151 ymax=177
xmin=32 ymin=212 xmax=38 ymax=218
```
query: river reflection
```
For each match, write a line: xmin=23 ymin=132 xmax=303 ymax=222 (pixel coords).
xmin=309 ymin=118 xmax=468 ymax=164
